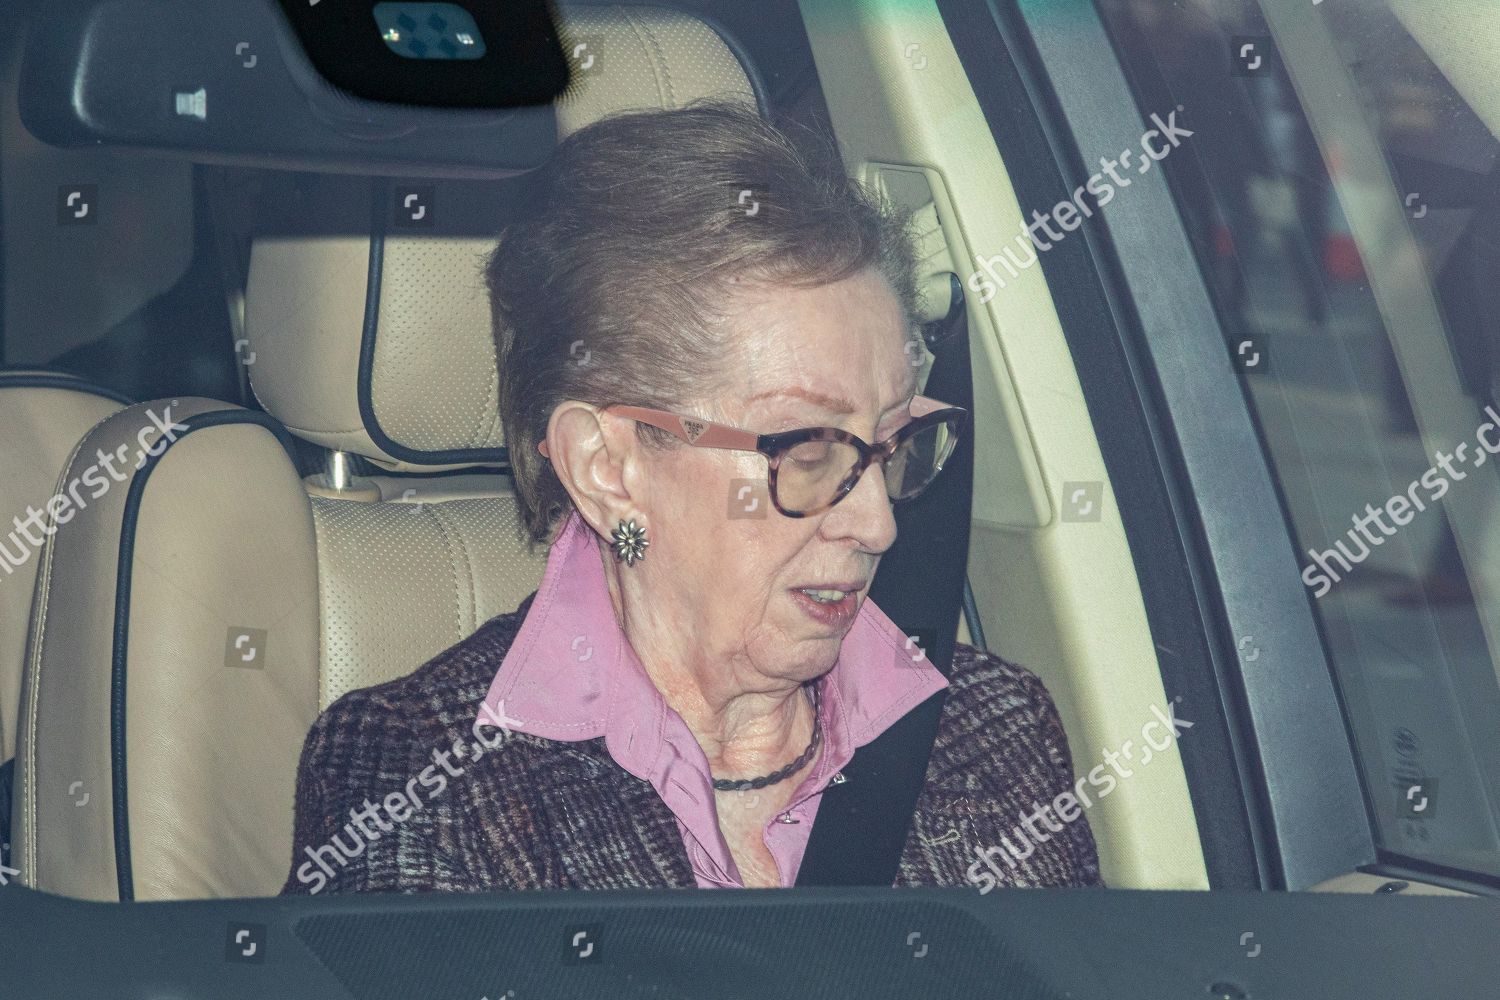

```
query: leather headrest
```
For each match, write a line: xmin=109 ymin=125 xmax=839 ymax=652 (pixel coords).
xmin=244 ymin=4 xmax=763 ymax=471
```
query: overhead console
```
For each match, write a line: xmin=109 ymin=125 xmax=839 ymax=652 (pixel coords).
xmin=17 ymin=0 xmax=568 ymax=177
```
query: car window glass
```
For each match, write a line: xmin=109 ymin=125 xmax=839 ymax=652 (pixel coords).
xmin=1097 ymin=0 xmax=1500 ymax=878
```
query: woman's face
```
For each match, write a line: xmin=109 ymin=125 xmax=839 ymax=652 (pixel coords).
xmin=632 ymin=267 xmax=918 ymax=687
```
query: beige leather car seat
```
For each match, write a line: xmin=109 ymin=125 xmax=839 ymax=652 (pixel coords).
xmin=0 ymin=372 xmax=129 ymax=770
xmin=10 ymin=4 xmax=760 ymax=901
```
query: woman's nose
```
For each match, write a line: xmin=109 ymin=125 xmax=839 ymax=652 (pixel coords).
xmin=824 ymin=461 xmax=898 ymax=550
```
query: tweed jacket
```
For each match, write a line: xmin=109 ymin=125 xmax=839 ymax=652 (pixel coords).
xmin=282 ymin=592 xmax=1103 ymax=893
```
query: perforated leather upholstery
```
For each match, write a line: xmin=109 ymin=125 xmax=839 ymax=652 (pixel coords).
xmin=13 ymin=6 xmax=762 ymax=900
xmin=310 ymin=493 xmax=540 ymax=706
xmin=553 ymin=5 xmax=760 ymax=135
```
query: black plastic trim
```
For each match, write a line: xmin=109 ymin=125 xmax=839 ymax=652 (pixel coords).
xmin=18 ymin=0 xmax=558 ymax=175
xmin=0 ymin=757 xmax=13 ymax=869
xmin=110 ymin=408 xmax=297 ymax=900
xmin=1362 ymin=858 xmax=1500 ymax=897
xmin=4 ymin=874 xmax=1498 ymax=996
xmin=272 ymin=0 xmax=568 ymax=110
xmin=0 ymin=145 xmax=6 ymax=366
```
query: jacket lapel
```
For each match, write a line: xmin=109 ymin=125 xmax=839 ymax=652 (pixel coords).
xmin=537 ymin=738 xmax=697 ymax=890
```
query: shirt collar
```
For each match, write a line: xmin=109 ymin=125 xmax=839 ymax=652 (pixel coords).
xmin=476 ymin=508 xmax=948 ymax=779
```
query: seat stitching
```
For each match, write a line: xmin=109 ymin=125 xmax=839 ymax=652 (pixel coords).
xmin=442 ymin=502 xmax=481 ymax=634
xmin=425 ymin=504 xmax=469 ymax=641
xmin=637 ymin=15 xmax=677 ymax=107
xmin=280 ymin=420 xmax=370 ymax=438
xmin=467 ymin=275 xmax=502 ymax=446
xmin=474 ymin=352 xmax=501 ymax=448
xmin=21 ymin=406 xmax=120 ymax=880
xmin=639 ymin=16 xmax=677 ymax=107
xmin=624 ymin=10 xmax=674 ymax=108
xmin=481 ymin=376 xmax=504 ymax=448
xmin=308 ymin=498 xmax=330 ymax=710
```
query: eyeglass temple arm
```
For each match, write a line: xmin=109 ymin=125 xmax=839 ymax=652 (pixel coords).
xmin=909 ymin=394 xmax=963 ymax=419
xmin=536 ymin=399 xmax=964 ymax=457
xmin=605 ymin=405 xmax=761 ymax=450
xmin=534 ymin=406 xmax=756 ymax=457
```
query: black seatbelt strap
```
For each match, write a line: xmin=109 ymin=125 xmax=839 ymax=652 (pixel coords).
xmin=797 ymin=276 xmax=974 ymax=886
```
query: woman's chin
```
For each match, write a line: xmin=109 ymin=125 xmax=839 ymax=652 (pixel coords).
xmin=778 ymin=647 xmax=840 ymax=685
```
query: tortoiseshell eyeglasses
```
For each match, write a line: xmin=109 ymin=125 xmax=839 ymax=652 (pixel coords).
xmin=581 ymin=395 xmax=968 ymax=517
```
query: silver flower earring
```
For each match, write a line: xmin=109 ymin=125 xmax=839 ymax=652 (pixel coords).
xmin=610 ymin=518 xmax=649 ymax=566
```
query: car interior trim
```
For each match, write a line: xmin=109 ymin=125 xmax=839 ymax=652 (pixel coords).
xmin=940 ymin=0 xmax=1274 ymax=888
xmin=993 ymin=0 xmax=1376 ymax=888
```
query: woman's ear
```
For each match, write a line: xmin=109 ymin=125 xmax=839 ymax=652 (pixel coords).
xmin=544 ymin=401 xmax=639 ymax=532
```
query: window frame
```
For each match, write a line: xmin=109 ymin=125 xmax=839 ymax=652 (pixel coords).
xmin=937 ymin=0 xmax=1376 ymax=890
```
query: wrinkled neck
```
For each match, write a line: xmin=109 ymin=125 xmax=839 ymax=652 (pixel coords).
xmin=596 ymin=534 xmax=816 ymax=776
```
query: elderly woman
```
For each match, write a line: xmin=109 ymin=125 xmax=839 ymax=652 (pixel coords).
xmin=283 ymin=100 xmax=1101 ymax=893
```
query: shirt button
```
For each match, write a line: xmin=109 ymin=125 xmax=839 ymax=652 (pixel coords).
xmin=775 ymin=811 xmax=800 ymax=824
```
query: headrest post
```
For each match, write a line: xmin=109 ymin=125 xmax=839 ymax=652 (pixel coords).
xmin=304 ymin=450 xmax=382 ymax=501
xmin=329 ymin=450 xmax=354 ymax=491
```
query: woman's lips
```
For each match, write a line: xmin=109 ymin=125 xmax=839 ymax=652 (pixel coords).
xmin=790 ymin=587 xmax=860 ymax=629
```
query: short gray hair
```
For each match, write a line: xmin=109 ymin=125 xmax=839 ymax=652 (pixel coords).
xmin=485 ymin=99 xmax=920 ymax=544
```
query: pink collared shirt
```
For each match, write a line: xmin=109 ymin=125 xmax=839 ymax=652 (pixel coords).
xmin=476 ymin=509 xmax=947 ymax=888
